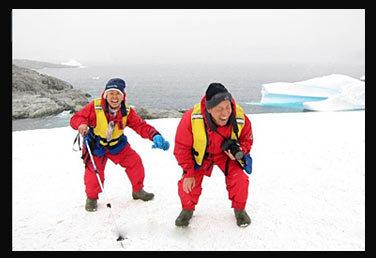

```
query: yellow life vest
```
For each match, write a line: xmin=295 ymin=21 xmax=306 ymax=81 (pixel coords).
xmin=93 ymin=98 xmax=130 ymax=147
xmin=191 ymin=102 xmax=246 ymax=167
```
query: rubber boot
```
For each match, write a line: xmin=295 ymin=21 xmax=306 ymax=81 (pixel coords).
xmin=85 ymin=198 xmax=97 ymax=212
xmin=175 ymin=209 xmax=194 ymax=227
xmin=132 ymin=189 xmax=154 ymax=201
xmin=234 ymin=209 xmax=251 ymax=227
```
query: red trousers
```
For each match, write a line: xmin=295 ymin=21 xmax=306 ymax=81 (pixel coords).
xmin=83 ymin=144 xmax=144 ymax=199
xmin=177 ymin=158 xmax=249 ymax=211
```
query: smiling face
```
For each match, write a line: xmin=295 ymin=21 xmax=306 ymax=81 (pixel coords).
xmin=105 ymin=90 xmax=124 ymax=109
xmin=207 ymin=99 xmax=232 ymax=127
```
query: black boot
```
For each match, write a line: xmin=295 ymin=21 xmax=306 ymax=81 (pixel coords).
xmin=132 ymin=189 xmax=154 ymax=201
xmin=175 ymin=209 xmax=194 ymax=227
xmin=85 ymin=198 xmax=97 ymax=212
xmin=234 ymin=209 xmax=251 ymax=227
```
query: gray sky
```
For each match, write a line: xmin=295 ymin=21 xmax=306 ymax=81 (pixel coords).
xmin=12 ymin=9 xmax=365 ymax=66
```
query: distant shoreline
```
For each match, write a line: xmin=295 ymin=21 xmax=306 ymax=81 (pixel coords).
xmin=12 ymin=58 xmax=81 ymax=69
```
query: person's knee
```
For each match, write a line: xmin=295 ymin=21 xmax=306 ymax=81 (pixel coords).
xmin=120 ymin=151 xmax=144 ymax=170
xmin=226 ymin=169 xmax=249 ymax=189
xmin=238 ymin=172 xmax=249 ymax=185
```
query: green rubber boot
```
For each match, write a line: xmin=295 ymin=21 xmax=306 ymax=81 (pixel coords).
xmin=234 ymin=209 xmax=251 ymax=227
xmin=85 ymin=198 xmax=97 ymax=212
xmin=132 ymin=189 xmax=154 ymax=201
xmin=175 ymin=209 xmax=194 ymax=227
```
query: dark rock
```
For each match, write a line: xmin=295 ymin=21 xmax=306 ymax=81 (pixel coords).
xmin=134 ymin=106 xmax=182 ymax=120
xmin=12 ymin=64 xmax=91 ymax=119
xmin=135 ymin=107 xmax=182 ymax=119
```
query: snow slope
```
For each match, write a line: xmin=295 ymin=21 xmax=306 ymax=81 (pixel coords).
xmin=12 ymin=111 xmax=365 ymax=251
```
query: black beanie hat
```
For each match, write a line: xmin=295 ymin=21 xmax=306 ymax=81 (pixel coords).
xmin=104 ymin=78 xmax=126 ymax=96
xmin=205 ymin=83 xmax=232 ymax=109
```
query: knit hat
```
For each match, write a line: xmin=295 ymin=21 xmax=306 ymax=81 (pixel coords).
xmin=205 ymin=83 xmax=232 ymax=109
xmin=104 ymin=78 xmax=126 ymax=97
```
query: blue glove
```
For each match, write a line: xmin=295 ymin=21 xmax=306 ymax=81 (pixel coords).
xmin=152 ymin=134 xmax=170 ymax=151
xmin=243 ymin=154 xmax=253 ymax=174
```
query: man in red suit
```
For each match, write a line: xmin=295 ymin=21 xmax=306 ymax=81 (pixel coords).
xmin=173 ymin=83 xmax=253 ymax=227
xmin=70 ymin=78 xmax=170 ymax=212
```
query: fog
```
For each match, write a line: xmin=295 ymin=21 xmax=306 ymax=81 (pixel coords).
xmin=12 ymin=9 xmax=365 ymax=66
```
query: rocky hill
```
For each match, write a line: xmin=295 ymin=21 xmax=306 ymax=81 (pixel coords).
xmin=134 ymin=106 xmax=183 ymax=119
xmin=12 ymin=64 xmax=91 ymax=119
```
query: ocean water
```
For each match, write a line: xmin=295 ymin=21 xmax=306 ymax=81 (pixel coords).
xmin=12 ymin=62 xmax=364 ymax=131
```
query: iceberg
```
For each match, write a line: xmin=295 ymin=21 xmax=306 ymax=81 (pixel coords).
xmin=257 ymin=74 xmax=365 ymax=111
xmin=60 ymin=59 xmax=85 ymax=68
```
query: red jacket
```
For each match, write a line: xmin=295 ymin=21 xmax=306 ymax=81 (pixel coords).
xmin=174 ymin=96 xmax=253 ymax=177
xmin=70 ymin=96 xmax=159 ymax=141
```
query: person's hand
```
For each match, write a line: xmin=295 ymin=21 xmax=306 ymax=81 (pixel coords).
xmin=183 ymin=177 xmax=195 ymax=193
xmin=224 ymin=150 xmax=236 ymax=160
xmin=78 ymin=124 xmax=89 ymax=136
xmin=152 ymin=135 xmax=170 ymax=151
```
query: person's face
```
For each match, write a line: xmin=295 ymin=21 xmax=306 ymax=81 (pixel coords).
xmin=106 ymin=90 xmax=123 ymax=109
xmin=207 ymin=100 xmax=232 ymax=127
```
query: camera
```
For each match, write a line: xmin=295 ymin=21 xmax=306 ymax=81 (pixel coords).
xmin=221 ymin=139 xmax=244 ymax=160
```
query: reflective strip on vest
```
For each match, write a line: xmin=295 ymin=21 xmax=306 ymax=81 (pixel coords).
xmin=191 ymin=102 xmax=246 ymax=167
xmin=191 ymin=103 xmax=207 ymax=166
xmin=93 ymin=98 xmax=129 ymax=146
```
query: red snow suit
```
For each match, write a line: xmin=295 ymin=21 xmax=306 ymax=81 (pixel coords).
xmin=174 ymin=96 xmax=253 ymax=211
xmin=70 ymin=96 xmax=159 ymax=199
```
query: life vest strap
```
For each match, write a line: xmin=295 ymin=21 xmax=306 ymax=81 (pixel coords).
xmin=98 ymin=136 xmax=122 ymax=147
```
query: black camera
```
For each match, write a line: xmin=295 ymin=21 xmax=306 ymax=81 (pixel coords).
xmin=221 ymin=139 xmax=244 ymax=160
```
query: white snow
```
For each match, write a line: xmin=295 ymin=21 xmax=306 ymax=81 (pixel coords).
xmin=260 ymin=74 xmax=365 ymax=111
xmin=12 ymin=111 xmax=365 ymax=251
